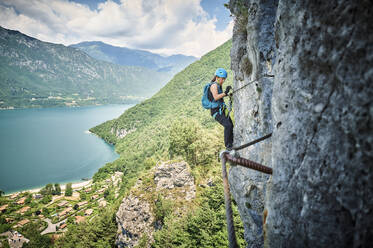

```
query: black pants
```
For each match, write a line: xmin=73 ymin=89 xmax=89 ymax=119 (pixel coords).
xmin=214 ymin=112 xmax=233 ymax=148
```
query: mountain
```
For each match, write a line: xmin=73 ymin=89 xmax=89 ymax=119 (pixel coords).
xmin=0 ymin=27 xmax=170 ymax=108
xmin=54 ymin=40 xmax=248 ymax=247
xmin=70 ymin=41 xmax=197 ymax=73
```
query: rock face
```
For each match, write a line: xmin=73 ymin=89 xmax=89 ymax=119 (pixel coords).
xmin=111 ymin=127 xmax=136 ymax=139
xmin=116 ymin=194 xmax=154 ymax=248
xmin=228 ymin=0 xmax=277 ymax=246
xmin=228 ymin=0 xmax=373 ymax=247
xmin=154 ymin=161 xmax=196 ymax=200
xmin=115 ymin=161 xmax=195 ymax=247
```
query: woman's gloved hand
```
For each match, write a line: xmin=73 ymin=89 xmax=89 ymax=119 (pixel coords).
xmin=224 ymin=86 xmax=232 ymax=95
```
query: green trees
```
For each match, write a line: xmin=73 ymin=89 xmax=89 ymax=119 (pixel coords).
xmin=40 ymin=183 xmax=61 ymax=196
xmin=40 ymin=184 xmax=53 ymax=196
xmin=38 ymin=183 xmax=61 ymax=203
xmin=54 ymin=207 xmax=117 ymax=248
xmin=42 ymin=207 xmax=49 ymax=216
xmin=80 ymin=190 xmax=87 ymax=200
xmin=25 ymin=193 xmax=32 ymax=204
xmin=169 ymin=119 xmax=200 ymax=160
xmin=169 ymin=118 xmax=224 ymax=166
xmin=0 ymin=216 xmax=11 ymax=233
xmin=54 ymin=183 xmax=61 ymax=195
xmin=154 ymin=194 xmax=173 ymax=226
xmin=65 ymin=183 xmax=73 ymax=196
xmin=103 ymin=189 xmax=110 ymax=199
xmin=41 ymin=195 xmax=52 ymax=204
xmin=21 ymin=222 xmax=52 ymax=248
xmin=152 ymin=182 xmax=246 ymax=247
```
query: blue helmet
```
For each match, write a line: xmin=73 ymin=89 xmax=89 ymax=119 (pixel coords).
xmin=215 ymin=68 xmax=227 ymax=78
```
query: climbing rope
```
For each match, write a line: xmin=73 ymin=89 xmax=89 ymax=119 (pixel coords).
xmin=221 ymin=154 xmax=239 ymax=248
xmin=231 ymin=74 xmax=274 ymax=95
xmin=219 ymin=134 xmax=273 ymax=248
xmin=225 ymin=74 xmax=274 ymax=119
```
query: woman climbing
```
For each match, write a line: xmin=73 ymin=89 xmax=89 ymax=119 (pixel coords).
xmin=208 ymin=68 xmax=233 ymax=150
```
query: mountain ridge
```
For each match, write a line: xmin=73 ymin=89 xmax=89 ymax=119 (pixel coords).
xmin=0 ymin=26 xmax=171 ymax=108
xmin=69 ymin=41 xmax=197 ymax=73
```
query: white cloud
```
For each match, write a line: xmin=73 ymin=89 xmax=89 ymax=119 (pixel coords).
xmin=0 ymin=0 xmax=233 ymax=57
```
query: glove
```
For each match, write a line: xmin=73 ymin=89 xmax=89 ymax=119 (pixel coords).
xmin=224 ymin=86 xmax=232 ymax=95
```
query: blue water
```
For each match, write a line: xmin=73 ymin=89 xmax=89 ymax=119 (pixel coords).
xmin=0 ymin=105 xmax=132 ymax=194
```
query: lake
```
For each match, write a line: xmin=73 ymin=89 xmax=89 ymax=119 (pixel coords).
xmin=0 ymin=104 xmax=132 ymax=194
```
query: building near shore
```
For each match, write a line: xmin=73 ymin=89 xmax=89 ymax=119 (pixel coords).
xmin=97 ymin=188 xmax=106 ymax=194
xmin=57 ymin=200 xmax=68 ymax=207
xmin=13 ymin=219 xmax=30 ymax=228
xmin=85 ymin=209 xmax=93 ymax=216
xmin=98 ymin=199 xmax=107 ymax=208
xmin=0 ymin=204 xmax=8 ymax=213
xmin=9 ymin=193 xmax=20 ymax=199
xmin=33 ymin=194 xmax=43 ymax=199
xmin=58 ymin=207 xmax=73 ymax=217
xmin=16 ymin=197 xmax=27 ymax=205
xmin=17 ymin=206 xmax=31 ymax=214
xmin=77 ymin=201 xmax=88 ymax=207
xmin=75 ymin=216 xmax=85 ymax=224
xmin=5 ymin=218 xmax=14 ymax=223
xmin=59 ymin=223 xmax=67 ymax=229
xmin=7 ymin=231 xmax=29 ymax=247
xmin=91 ymin=194 xmax=99 ymax=200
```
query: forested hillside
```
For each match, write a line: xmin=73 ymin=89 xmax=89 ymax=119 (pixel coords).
xmin=90 ymin=40 xmax=234 ymax=180
xmin=55 ymin=40 xmax=247 ymax=247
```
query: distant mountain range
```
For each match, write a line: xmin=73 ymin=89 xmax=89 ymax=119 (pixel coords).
xmin=0 ymin=27 xmax=196 ymax=109
xmin=70 ymin=41 xmax=197 ymax=74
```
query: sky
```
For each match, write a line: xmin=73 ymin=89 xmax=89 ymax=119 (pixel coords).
xmin=0 ymin=0 xmax=233 ymax=57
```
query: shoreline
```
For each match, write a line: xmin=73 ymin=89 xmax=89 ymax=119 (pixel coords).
xmin=0 ymin=103 xmax=136 ymax=111
xmin=4 ymin=180 xmax=93 ymax=196
xmin=1 ymin=104 xmax=128 ymax=197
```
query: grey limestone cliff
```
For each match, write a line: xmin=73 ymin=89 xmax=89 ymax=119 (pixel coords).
xmin=228 ymin=0 xmax=277 ymax=247
xmin=228 ymin=0 xmax=372 ymax=247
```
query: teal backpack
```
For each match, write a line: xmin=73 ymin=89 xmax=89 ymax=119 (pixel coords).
xmin=201 ymin=82 xmax=220 ymax=109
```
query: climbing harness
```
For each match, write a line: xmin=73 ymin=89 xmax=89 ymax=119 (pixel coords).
xmin=212 ymin=103 xmax=228 ymax=119
xmin=219 ymin=133 xmax=273 ymax=248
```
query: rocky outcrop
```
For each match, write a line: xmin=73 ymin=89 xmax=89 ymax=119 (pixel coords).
xmin=228 ymin=0 xmax=373 ymax=247
xmin=154 ymin=161 xmax=196 ymax=201
xmin=115 ymin=194 xmax=154 ymax=248
xmin=111 ymin=128 xmax=136 ymax=139
xmin=115 ymin=161 xmax=195 ymax=247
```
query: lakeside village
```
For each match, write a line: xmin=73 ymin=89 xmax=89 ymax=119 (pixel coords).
xmin=0 ymin=172 xmax=123 ymax=247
